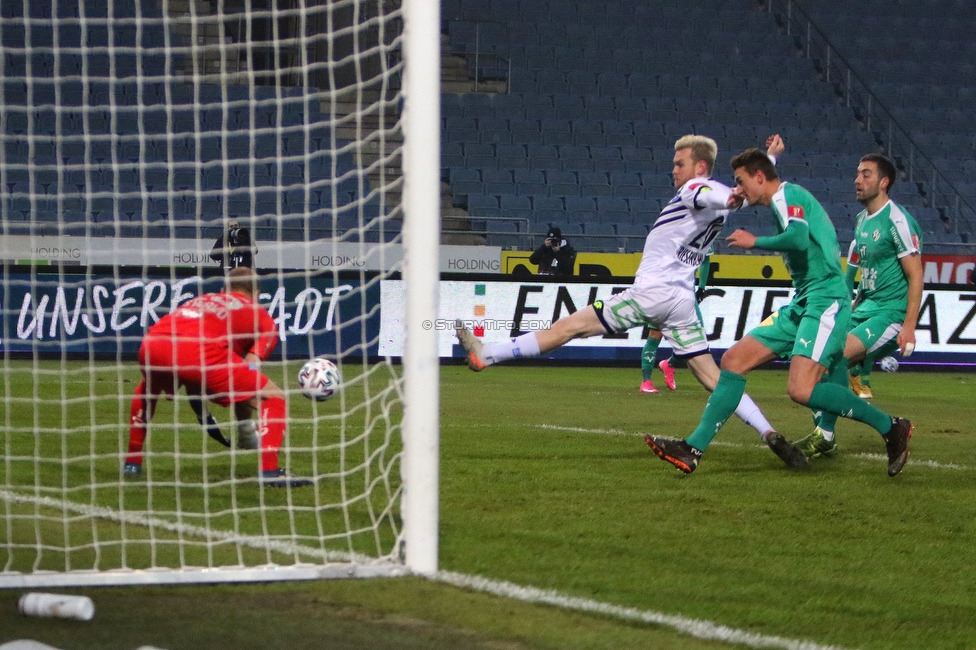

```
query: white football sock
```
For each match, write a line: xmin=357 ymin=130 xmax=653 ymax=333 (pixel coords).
xmin=237 ymin=419 xmax=259 ymax=449
xmin=483 ymin=332 xmax=541 ymax=365
xmin=820 ymin=427 xmax=835 ymax=441
xmin=735 ymin=394 xmax=775 ymax=438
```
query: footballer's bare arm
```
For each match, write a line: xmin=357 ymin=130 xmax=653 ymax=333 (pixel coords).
xmin=726 ymin=229 xmax=757 ymax=250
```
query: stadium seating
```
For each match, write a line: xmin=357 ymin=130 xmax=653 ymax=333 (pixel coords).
xmin=441 ymin=0 xmax=974 ymax=251
xmin=0 ymin=0 xmax=370 ymax=242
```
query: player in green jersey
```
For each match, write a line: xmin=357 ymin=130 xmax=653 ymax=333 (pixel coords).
xmin=646 ymin=146 xmax=914 ymax=476
xmin=794 ymin=153 xmax=923 ymax=458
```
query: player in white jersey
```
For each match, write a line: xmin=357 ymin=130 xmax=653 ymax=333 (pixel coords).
xmin=456 ymin=135 xmax=802 ymax=467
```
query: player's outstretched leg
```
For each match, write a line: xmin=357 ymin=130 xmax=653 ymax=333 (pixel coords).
xmin=455 ymin=319 xmax=544 ymax=371
xmin=658 ymin=358 xmax=677 ymax=391
xmin=644 ymin=435 xmax=701 ymax=474
xmin=807 ymin=379 xmax=913 ymax=476
xmin=763 ymin=432 xmax=810 ymax=469
xmin=645 ymin=369 xmax=745 ymax=474
xmin=455 ymin=320 xmax=488 ymax=371
xmin=885 ymin=418 xmax=914 ymax=476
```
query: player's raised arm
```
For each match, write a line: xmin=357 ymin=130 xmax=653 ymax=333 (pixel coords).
xmin=765 ymin=134 xmax=785 ymax=160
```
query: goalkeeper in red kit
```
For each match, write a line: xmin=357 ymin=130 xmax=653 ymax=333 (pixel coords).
xmin=124 ymin=267 xmax=311 ymax=487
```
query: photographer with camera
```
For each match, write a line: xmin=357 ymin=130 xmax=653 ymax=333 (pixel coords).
xmin=529 ymin=227 xmax=576 ymax=277
xmin=211 ymin=219 xmax=257 ymax=269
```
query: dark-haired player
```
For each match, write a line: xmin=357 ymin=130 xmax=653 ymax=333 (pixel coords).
xmin=794 ymin=153 xmax=922 ymax=458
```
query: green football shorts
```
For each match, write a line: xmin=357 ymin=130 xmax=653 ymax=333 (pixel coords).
xmin=849 ymin=307 xmax=904 ymax=358
xmin=748 ymin=296 xmax=851 ymax=369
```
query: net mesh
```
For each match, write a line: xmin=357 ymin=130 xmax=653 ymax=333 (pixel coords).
xmin=0 ymin=0 xmax=409 ymax=583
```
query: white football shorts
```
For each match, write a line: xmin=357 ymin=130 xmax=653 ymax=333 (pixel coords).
xmin=593 ymin=283 xmax=709 ymax=357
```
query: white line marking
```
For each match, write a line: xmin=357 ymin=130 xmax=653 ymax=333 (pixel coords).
xmin=848 ymin=452 xmax=966 ymax=470
xmin=0 ymin=488 xmax=377 ymax=565
xmin=531 ymin=425 xmax=967 ymax=470
xmin=0 ymin=486 xmax=851 ymax=650
xmin=434 ymin=571 xmax=851 ymax=650
xmin=533 ymin=424 xmax=631 ymax=436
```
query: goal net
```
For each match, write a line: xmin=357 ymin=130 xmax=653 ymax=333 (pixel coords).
xmin=0 ymin=0 xmax=440 ymax=586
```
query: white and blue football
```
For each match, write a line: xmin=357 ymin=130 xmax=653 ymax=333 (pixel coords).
xmin=298 ymin=357 xmax=342 ymax=401
xmin=879 ymin=356 xmax=899 ymax=373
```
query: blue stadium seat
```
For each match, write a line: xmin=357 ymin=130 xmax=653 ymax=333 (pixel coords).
xmin=615 ymin=97 xmax=646 ymax=121
xmin=590 ymin=146 xmax=625 ymax=172
xmin=618 ymin=223 xmax=649 ymax=250
xmin=545 ymin=169 xmax=578 ymax=196
xmin=461 ymin=93 xmax=494 ymax=119
xmin=564 ymin=197 xmax=596 ymax=214
xmin=482 ymin=168 xmax=514 ymax=192
xmin=442 ymin=142 xmax=465 ymax=169
xmin=484 ymin=219 xmax=521 ymax=249
xmin=510 ymin=120 xmax=544 ymax=145
xmin=492 ymin=94 xmax=524 ymax=120
xmin=579 ymin=183 xmax=612 ymax=198
xmin=584 ymin=95 xmax=617 ymax=121
xmin=551 ymin=95 xmax=585 ymax=120
xmin=558 ymin=144 xmax=591 ymax=169
xmin=441 ymin=94 xmax=463 ymax=119
xmin=514 ymin=169 xmax=547 ymax=195
xmin=596 ymin=197 xmax=629 ymax=213
xmin=571 ymin=120 xmax=604 ymax=147
xmin=531 ymin=195 xmax=563 ymax=212
xmin=500 ymin=195 xmax=531 ymax=214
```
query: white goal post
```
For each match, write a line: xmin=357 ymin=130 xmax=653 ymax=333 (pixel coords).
xmin=0 ymin=0 xmax=439 ymax=586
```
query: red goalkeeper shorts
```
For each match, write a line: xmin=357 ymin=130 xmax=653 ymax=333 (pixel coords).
xmin=139 ymin=336 xmax=269 ymax=407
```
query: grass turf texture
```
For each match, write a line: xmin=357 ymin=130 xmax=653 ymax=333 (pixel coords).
xmin=3 ymin=362 xmax=976 ymax=649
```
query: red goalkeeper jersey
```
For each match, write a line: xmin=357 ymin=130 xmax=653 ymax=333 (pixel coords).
xmin=146 ymin=291 xmax=278 ymax=362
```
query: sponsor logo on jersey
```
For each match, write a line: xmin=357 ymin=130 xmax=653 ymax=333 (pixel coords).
xmin=676 ymin=245 xmax=707 ymax=267
xmin=911 ymin=234 xmax=920 ymax=249
xmin=787 ymin=205 xmax=805 ymax=218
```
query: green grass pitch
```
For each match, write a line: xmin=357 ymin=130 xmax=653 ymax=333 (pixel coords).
xmin=3 ymin=361 xmax=976 ymax=649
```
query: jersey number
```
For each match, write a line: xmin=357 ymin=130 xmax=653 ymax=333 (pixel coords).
xmin=688 ymin=218 xmax=724 ymax=251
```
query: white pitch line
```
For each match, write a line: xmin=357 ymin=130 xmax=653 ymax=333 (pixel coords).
xmin=533 ymin=423 xmax=632 ymax=436
xmin=848 ymin=452 xmax=967 ymax=470
xmin=0 ymin=486 xmax=850 ymax=650
xmin=0 ymin=488 xmax=375 ymax=565
xmin=433 ymin=571 xmax=850 ymax=650
xmin=531 ymin=424 xmax=969 ymax=470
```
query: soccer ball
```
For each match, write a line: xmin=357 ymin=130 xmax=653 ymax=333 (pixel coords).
xmin=879 ymin=356 xmax=899 ymax=373
xmin=297 ymin=357 xmax=342 ymax=401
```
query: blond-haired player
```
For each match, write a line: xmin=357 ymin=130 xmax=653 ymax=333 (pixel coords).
xmin=457 ymin=135 xmax=798 ymax=467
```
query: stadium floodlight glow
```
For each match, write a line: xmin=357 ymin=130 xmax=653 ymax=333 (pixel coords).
xmin=0 ymin=0 xmax=439 ymax=587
